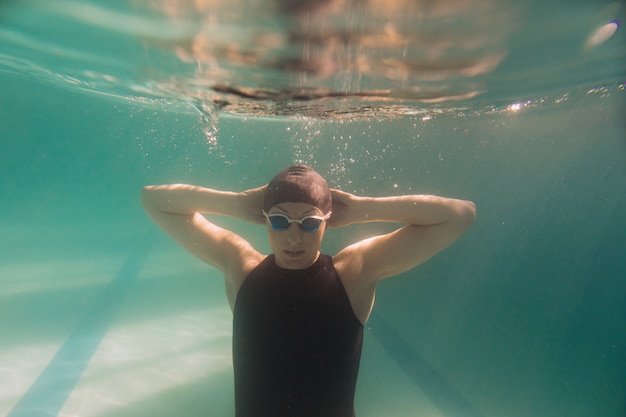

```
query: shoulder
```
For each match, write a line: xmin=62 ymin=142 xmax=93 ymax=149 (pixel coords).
xmin=229 ymin=248 xmax=266 ymax=287
xmin=225 ymin=249 xmax=266 ymax=308
xmin=332 ymin=238 xmax=377 ymax=284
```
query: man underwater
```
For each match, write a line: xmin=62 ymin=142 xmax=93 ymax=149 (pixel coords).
xmin=141 ymin=164 xmax=476 ymax=417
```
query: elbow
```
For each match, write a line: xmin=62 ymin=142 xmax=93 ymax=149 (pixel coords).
xmin=460 ymin=200 xmax=476 ymax=230
xmin=140 ymin=186 xmax=158 ymax=212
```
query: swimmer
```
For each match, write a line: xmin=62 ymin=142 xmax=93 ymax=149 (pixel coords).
xmin=141 ymin=164 xmax=476 ymax=417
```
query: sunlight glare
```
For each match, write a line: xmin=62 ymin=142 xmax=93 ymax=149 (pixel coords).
xmin=508 ymin=102 xmax=522 ymax=113
xmin=584 ymin=21 xmax=620 ymax=48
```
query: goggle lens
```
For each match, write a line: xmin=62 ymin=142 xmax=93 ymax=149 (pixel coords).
xmin=268 ymin=215 xmax=290 ymax=230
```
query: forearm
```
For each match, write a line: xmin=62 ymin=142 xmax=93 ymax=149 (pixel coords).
xmin=141 ymin=184 xmax=264 ymax=223
xmin=344 ymin=194 xmax=476 ymax=227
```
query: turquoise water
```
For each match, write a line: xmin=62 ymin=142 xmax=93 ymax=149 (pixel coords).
xmin=1 ymin=1 xmax=625 ymax=417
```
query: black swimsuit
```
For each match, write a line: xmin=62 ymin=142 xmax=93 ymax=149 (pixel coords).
xmin=233 ymin=254 xmax=364 ymax=417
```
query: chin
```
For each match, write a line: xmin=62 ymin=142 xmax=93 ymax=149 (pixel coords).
xmin=276 ymin=252 xmax=315 ymax=270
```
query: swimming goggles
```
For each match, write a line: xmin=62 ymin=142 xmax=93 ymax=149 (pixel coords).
xmin=262 ymin=210 xmax=331 ymax=233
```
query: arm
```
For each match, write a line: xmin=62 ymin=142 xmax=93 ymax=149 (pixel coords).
xmin=142 ymin=184 xmax=266 ymax=224
xmin=141 ymin=184 xmax=266 ymax=275
xmin=331 ymin=189 xmax=476 ymax=283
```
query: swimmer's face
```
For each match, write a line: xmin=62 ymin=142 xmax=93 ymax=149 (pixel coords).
xmin=265 ymin=202 xmax=327 ymax=270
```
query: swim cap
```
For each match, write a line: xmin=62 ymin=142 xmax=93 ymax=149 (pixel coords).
xmin=264 ymin=165 xmax=332 ymax=213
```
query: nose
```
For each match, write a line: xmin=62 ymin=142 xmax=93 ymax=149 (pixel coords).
xmin=285 ymin=223 xmax=302 ymax=245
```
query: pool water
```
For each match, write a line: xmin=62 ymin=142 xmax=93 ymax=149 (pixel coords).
xmin=1 ymin=1 xmax=625 ymax=417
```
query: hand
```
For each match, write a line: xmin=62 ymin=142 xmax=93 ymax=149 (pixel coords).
xmin=241 ymin=185 xmax=268 ymax=224
xmin=327 ymin=189 xmax=357 ymax=228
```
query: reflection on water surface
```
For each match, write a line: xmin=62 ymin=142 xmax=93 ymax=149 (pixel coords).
xmin=141 ymin=0 xmax=517 ymax=116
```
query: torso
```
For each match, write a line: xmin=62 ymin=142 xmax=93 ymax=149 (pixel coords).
xmin=232 ymin=254 xmax=363 ymax=417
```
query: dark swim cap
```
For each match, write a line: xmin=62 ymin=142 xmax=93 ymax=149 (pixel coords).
xmin=264 ymin=165 xmax=332 ymax=213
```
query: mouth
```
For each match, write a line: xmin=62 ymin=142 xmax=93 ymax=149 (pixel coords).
xmin=284 ymin=250 xmax=305 ymax=258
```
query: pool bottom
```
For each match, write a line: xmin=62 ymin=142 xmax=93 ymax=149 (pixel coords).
xmin=1 ymin=247 xmax=444 ymax=417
